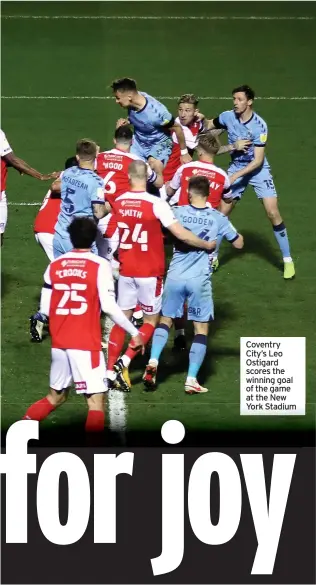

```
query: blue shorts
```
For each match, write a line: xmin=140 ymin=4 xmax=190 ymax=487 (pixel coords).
xmin=53 ymin=234 xmax=98 ymax=258
xmin=162 ymin=274 xmax=214 ymax=322
xmin=228 ymin=163 xmax=277 ymax=200
xmin=131 ymin=138 xmax=172 ymax=166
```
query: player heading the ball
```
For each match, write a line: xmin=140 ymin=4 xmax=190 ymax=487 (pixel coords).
xmin=111 ymin=77 xmax=191 ymax=176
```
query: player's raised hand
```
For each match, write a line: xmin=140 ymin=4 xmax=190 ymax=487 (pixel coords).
xmin=116 ymin=118 xmax=130 ymax=129
xmin=234 ymin=139 xmax=252 ymax=152
xmin=128 ymin=333 xmax=145 ymax=355
xmin=180 ymin=152 xmax=192 ymax=164
xmin=195 ymin=109 xmax=205 ymax=121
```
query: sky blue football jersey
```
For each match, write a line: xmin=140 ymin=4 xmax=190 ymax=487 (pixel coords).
xmin=55 ymin=166 xmax=105 ymax=239
xmin=128 ymin=92 xmax=173 ymax=147
xmin=167 ymin=205 xmax=238 ymax=279
xmin=218 ymin=110 xmax=269 ymax=168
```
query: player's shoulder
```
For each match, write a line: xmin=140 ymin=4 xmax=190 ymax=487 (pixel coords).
xmin=219 ymin=109 xmax=234 ymax=121
xmin=209 ymin=208 xmax=228 ymax=223
xmin=252 ymin=111 xmax=268 ymax=130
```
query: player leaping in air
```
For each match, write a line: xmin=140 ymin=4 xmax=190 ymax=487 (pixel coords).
xmin=203 ymin=85 xmax=295 ymax=279
xmin=111 ymin=77 xmax=191 ymax=176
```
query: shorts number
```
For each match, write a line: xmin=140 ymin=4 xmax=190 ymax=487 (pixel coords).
xmin=117 ymin=222 xmax=148 ymax=251
xmin=103 ymin=171 xmax=117 ymax=195
xmin=54 ymin=283 xmax=87 ymax=315
xmin=64 ymin=187 xmax=75 ymax=215
xmin=264 ymin=179 xmax=275 ymax=190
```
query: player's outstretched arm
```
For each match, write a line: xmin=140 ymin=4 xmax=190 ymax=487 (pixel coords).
xmin=3 ymin=152 xmax=58 ymax=180
xmin=168 ymin=221 xmax=216 ymax=252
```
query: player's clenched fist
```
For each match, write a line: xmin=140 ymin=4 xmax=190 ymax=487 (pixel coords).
xmin=116 ymin=118 xmax=130 ymax=129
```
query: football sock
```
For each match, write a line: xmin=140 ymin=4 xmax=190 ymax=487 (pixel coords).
xmin=149 ymin=324 xmax=170 ymax=363
xmin=22 ymin=397 xmax=55 ymax=421
xmin=188 ymin=334 xmax=207 ymax=379
xmin=85 ymin=410 xmax=105 ymax=433
xmin=123 ymin=322 xmax=155 ymax=365
xmin=33 ymin=311 xmax=48 ymax=323
xmin=272 ymin=222 xmax=292 ymax=260
xmin=107 ymin=325 xmax=126 ymax=371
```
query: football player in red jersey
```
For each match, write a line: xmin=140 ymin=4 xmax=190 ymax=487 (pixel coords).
xmin=0 ymin=128 xmax=58 ymax=246
xmin=104 ymin=160 xmax=217 ymax=392
xmin=162 ymin=94 xmax=205 ymax=185
xmin=96 ymin=125 xmax=163 ymax=204
xmin=23 ymin=217 xmax=144 ymax=434
xmin=166 ymin=131 xmax=232 ymax=209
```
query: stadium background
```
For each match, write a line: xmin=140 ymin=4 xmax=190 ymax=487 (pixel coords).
xmin=1 ymin=1 xmax=315 ymax=440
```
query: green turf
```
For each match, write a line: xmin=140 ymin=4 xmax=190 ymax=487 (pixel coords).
xmin=1 ymin=1 xmax=315 ymax=435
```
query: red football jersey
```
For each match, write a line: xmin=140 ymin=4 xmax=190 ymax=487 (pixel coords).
xmin=0 ymin=129 xmax=12 ymax=195
xmin=34 ymin=189 xmax=61 ymax=234
xmin=169 ymin=160 xmax=231 ymax=209
xmin=163 ymin=117 xmax=203 ymax=182
xmin=96 ymin=148 xmax=155 ymax=203
xmin=43 ymin=251 xmax=116 ymax=351
xmin=106 ymin=191 xmax=177 ymax=278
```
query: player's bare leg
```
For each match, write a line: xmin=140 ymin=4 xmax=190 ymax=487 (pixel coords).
xmin=262 ymin=197 xmax=295 ymax=279
xmin=185 ymin=322 xmax=209 ymax=394
xmin=115 ymin=312 xmax=159 ymax=392
xmin=85 ymin=393 xmax=105 ymax=433
xmin=22 ymin=387 xmax=69 ymax=421
xmin=143 ymin=316 xmax=173 ymax=390
xmin=147 ymin=156 xmax=164 ymax=177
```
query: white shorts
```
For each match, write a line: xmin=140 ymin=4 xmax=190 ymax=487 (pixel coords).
xmin=35 ymin=232 xmax=54 ymax=261
xmin=50 ymin=348 xmax=108 ymax=394
xmin=117 ymin=275 xmax=163 ymax=314
xmin=0 ymin=199 xmax=8 ymax=234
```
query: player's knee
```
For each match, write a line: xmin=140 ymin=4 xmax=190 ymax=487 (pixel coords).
xmin=48 ymin=388 xmax=68 ymax=406
xmin=265 ymin=205 xmax=281 ymax=223
xmin=193 ymin=322 xmax=209 ymax=336
xmin=144 ymin=313 xmax=160 ymax=327
xmin=86 ymin=393 xmax=105 ymax=412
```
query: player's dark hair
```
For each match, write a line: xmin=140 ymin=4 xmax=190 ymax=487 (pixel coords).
xmin=188 ymin=176 xmax=210 ymax=198
xmin=232 ymin=85 xmax=255 ymax=101
xmin=197 ymin=131 xmax=220 ymax=155
xmin=111 ymin=77 xmax=137 ymax=93
xmin=68 ymin=217 xmax=97 ymax=249
xmin=114 ymin=126 xmax=133 ymax=142
xmin=76 ymin=139 xmax=97 ymax=161
xmin=64 ymin=156 xmax=78 ymax=169
xmin=178 ymin=93 xmax=199 ymax=107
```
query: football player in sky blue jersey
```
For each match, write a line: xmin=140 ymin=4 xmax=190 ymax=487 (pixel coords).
xmin=53 ymin=139 xmax=106 ymax=258
xmin=111 ymin=77 xmax=191 ymax=176
xmin=204 ymin=85 xmax=294 ymax=280
xmin=143 ymin=176 xmax=244 ymax=395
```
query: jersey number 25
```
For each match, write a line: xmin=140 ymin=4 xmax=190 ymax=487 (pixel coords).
xmin=54 ymin=283 xmax=87 ymax=315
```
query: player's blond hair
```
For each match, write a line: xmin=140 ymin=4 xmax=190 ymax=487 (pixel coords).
xmin=197 ymin=132 xmax=220 ymax=156
xmin=178 ymin=94 xmax=199 ymax=107
xmin=128 ymin=160 xmax=147 ymax=182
